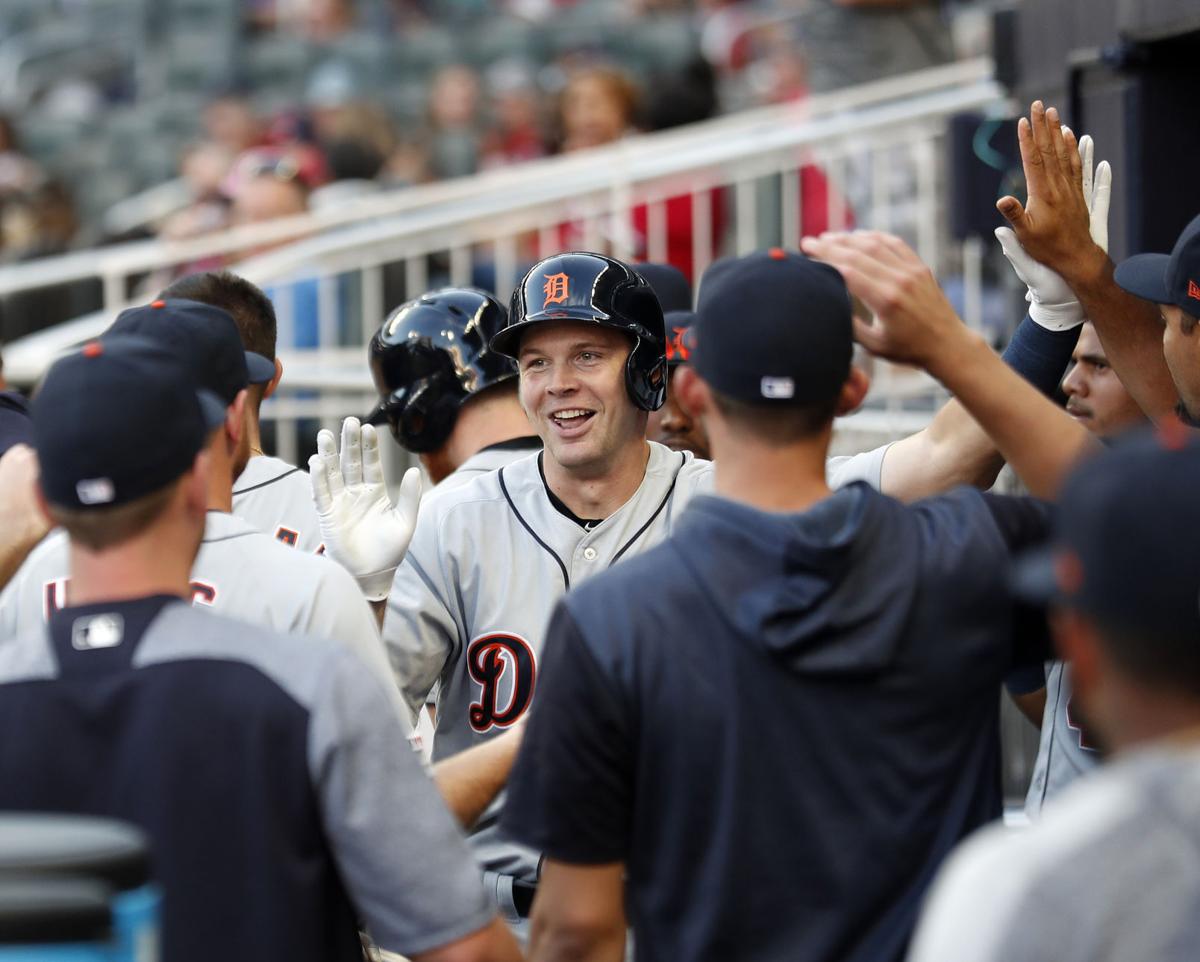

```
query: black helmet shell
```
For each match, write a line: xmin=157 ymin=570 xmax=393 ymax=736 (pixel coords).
xmin=367 ymin=287 xmax=515 ymax=452
xmin=493 ymin=252 xmax=667 ymax=411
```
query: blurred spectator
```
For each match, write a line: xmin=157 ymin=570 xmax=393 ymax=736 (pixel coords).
xmin=302 ymin=0 xmax=357 ymax=40
xmin=796 ymin=0 xmax=954 ymax=94
xmin=0 ymin=116 xmax=44 ymax=199
xmin=480 ymin=61 xmax=548 ymax=170
xmin=158 ymin=142 xmax=237 ymax=243
xmin=228 ymin=153 xmax=349 ymax=351
xmin=304 ymin=60 xmax=364 ymax=143
xmin=555 ymin=64 xmax=728 ymax=281
xmin=228 ymin=151 xmax=315 ymax=250
xmin=558 ymin=66 xmax=640 ymax=152
xmin=310 ymin=138 xmax=386 ymax=210
xmin=643 ymin=57 xmax=718 ymax=132
xmin=0 ymin=179 xmax=79 ymax=262
xmin=427 ymin=65 xmax=483 ymax=179
xmin=202 ymin=94 xmax=268 ymax=156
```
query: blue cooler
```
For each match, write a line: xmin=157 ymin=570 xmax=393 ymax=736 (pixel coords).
xmin=0 ymin=817 xmax=158 ymax=962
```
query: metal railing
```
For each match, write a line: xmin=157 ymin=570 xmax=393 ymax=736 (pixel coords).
xmin=1 ymin=57 xmax=1009 ymax=465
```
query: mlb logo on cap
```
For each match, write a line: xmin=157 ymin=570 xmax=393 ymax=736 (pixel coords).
xmin=761 ymin=377 xmax=796 ymax=400
xmin=76 ymin=478 xmax=116 ymax=506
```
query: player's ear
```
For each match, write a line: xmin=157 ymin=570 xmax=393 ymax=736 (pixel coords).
xmin=834 ymin=365 xmax=870 ymax=417
xmin=672 ymin=365 xmax=707 ymax=419
xmin=263 ymin=358 xmax=284 ymax=401
xmin=226 ymin=390 xmax=248 ymax=449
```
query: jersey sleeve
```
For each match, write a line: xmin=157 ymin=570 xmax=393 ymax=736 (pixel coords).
xmin=501 ymin=603 xmax=633 ymax=865
xmin=307 ymin=646 xmax=496 ymax=957
xmin=383 ymin=514 xmax=461 ymax=718
xmin=906 ymin=824 xmax=1029 ymax=962
xmin=305 ymin=562 xmax=402 ymax=698
xmin=0 ymin=574 xmax=19 ymax=641
xmin=826 ymin=442 xmax=890 ymax=490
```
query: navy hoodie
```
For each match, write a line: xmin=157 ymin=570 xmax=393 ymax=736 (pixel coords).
xmin=504 ymin=483 xmax=1051 ymax=962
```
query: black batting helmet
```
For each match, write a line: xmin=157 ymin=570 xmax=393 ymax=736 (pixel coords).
xmin=491 ymin=252 xmax=667 ymax=411
xmin=366 ymin=287 xmax=516 ymax=453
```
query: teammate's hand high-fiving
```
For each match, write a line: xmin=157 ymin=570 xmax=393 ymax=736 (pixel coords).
xmin=311 ymin=416 xmax=423 ymax=601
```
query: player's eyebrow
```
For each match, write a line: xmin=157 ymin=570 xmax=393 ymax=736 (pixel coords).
xmin=1078 ymin=352 xmax=1108 ymax=367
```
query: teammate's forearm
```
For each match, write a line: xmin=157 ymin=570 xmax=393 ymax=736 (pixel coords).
xmin=433 ymin=727 xmax=525 ymax=830
xmin=1065 ymin=252 xmax=1178 ymax=421
xmin=882 ymin=315 xmax=1079 ymax=501
xmin=926 ymin=331 xmax=1099 ymax=498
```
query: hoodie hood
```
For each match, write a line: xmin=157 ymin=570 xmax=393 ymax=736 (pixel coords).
xmin=674 ymin=487 xmax=920 ymax=676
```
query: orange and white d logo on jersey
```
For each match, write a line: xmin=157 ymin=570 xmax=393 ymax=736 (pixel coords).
xmin=542 ymin=272 xmax=570 ymax=307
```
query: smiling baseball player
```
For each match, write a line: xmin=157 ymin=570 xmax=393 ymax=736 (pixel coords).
xmin=311 ymin=251 xmax=893 ymax=929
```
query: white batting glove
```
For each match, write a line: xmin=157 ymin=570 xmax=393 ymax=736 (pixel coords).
xmin=309 ymin=417 xmax=423 ymax=602
xmin=995 ymin=132 xmax=1113 ymax=331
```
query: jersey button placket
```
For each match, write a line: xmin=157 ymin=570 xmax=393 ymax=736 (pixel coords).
xmin=583 ymin=546 xmax=597 ymax=561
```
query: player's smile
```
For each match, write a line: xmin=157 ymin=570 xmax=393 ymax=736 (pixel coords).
xmin=548 ymin=407 xmax=597 ymax=438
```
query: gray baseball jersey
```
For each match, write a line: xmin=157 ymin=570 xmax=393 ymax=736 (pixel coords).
xmin=383 ymin=439 xmax=890 ymax=880
xmin=0 ymin=598 xmax=494 ymax=958
xmin=1025 ymin=661 xmax=1101 ymax=817
xmin=0 ymin=513 xmax=394 ymax=694
xmin=431 ymin=438 xmax=543 ymax=496
xmin=233 ymin=454 xmax=324 ymax=553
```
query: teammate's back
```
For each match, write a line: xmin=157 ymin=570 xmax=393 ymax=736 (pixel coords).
xmin=511 ymin=483 xmax=1047 ymax=962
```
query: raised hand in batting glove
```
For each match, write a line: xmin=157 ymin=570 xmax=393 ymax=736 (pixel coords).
xmin=994 ymin=129 xmax=1113 ymax=331
xmin=310 ymin=417 xmax=423 ymax=602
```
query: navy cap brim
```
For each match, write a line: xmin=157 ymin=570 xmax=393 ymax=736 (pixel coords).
xmin=245 ymin=351 xmax=275 ymax=385
xmin=1010 ymin=546 xmax=1059 ymax=607
xmin=1113 ymin=253 xmax=1171 ymax=304
xmin=197 ymin=389 xmax=227 ymax=430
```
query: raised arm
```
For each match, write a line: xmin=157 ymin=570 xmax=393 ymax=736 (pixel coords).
xmin=0 ymin=445 xmax=50 ymax=592
xmin=803 ymin=231 xmax=1099 ymax=498
xmin=997 ymin=101 xmax=1178 ymax=421
xmin=870 ymin=132 xmax=1109 ymax=501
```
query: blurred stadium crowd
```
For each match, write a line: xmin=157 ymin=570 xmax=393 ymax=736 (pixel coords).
xmin=0 ymin=0 xmax=983 ymax=271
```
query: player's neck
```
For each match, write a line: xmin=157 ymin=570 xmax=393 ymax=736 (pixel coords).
xmin=66 ymin=528 xmax=196 ymax=606
xmin=206 ymin=450 xmax=235 ymax=513
xmin=1095 ymin=679 xmax=1200 ymax=755
xmin=543 ymin=439 xmax=650 ymax=521
xmin=447 ymin=392 xmax=532 ymax=469
xmin=711 ymin=427 xmax=833 ymax=514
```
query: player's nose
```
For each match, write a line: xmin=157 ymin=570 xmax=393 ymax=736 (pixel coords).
xmin=546 ymin=363 xmax=579 ymax=394
xmin=1062 ymin=366 xmax=1086 ymax=396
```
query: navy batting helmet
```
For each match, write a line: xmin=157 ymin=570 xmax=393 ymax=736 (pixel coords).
xmin=491 ymin=252 xmax=667 ymax=411
xmin=366 ymin=287 xmax=516 ymax=452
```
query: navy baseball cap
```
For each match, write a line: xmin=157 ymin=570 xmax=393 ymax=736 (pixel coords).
xmin=106 ymin=298 xmax=274 ymax=403
xmin=1013 ymin=424 xmax=1200 ymax=641
xmin=1113 ymin=212 xmax=1200 ymax=314
xmin=636 ymin=263 xmax=693 ymax=314
xmin=33 ymin=337 xmax=225 ymax=510
xmin=688 ymin=248 xmax=852 ymax=405
xmin=664 ymin=310 xmax=695 ymax=367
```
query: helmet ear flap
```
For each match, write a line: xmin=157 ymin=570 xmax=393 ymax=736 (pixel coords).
xmin=624 ymin=337 xmax=667 ymax=411
xmin=391 ymin=379 xmax=463 ymax=453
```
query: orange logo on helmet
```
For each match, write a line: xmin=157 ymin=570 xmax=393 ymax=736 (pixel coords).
xmin=666 ymin=326 xmax=690 ymax=362
xmin=542 ymin=272 xmax=570 ymax=307
xmin=1188 ymin=279 xmax=1200 ymax=302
